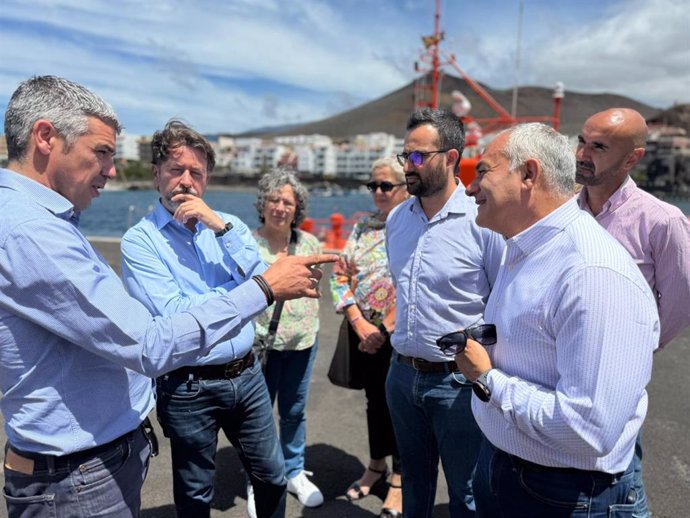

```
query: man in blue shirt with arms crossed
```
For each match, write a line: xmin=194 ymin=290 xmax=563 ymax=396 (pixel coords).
xmin=0 ymin=75 xmax=335 ymax=518
xmin=120 ymin=120 xmax=293 ymax=518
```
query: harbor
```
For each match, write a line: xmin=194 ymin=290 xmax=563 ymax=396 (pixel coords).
xmin=0 ymin=238 xmax=687 ymax=518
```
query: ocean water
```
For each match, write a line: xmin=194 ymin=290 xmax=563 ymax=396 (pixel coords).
xmin=82 ymin=189 xmax=377 ymax=238
xmin=81 ymin=189 xmax=690 ymax=238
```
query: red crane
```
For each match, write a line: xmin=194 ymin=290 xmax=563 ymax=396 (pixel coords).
xmin=414 ymin=0 xmax=563 ymax=136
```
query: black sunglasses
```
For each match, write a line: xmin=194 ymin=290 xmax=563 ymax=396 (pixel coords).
xmin=436 ymin=324 xmax=497 ymax=356
xmin=396 ymin=149 xmax=449 ymax=167
xmin=366 ymin=181 xmax=405 ymax=193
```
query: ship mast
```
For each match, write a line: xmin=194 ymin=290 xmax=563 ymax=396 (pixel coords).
xmin=414 ymin=0 xmax=563 ymax=133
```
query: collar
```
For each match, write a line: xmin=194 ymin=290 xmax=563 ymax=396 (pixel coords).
xmin=151 ymin=199 xmax=200 ymax=233
xmin=506 ymin=198 xmax=581 ymax=263
xmin=577 ymin=177 xmax=634 ymax=216
xmin=408 ymin=182 xmax=470 ymax=222
xmin=0 ymin=168 xmax=78 ymax=223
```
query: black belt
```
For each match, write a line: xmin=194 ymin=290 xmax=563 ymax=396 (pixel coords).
xmin=168 ymin=350 xmax=255 ymax=380
xmin=397 ymin=353 xmax=458 ymax=373
xmin=497 ymin=448 xmax=623 ymax=480
xmin=5 ymin=423 xmax=145 ymax=474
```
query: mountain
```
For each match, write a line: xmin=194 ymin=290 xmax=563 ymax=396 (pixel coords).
xmin=237 ymin=73 xmax=660 ymax=139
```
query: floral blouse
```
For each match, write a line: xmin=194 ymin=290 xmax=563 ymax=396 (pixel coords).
xmin=330 ymin=213 xmax=396 ymax=326
xmin=253 ymin=229 xmax=321 ymax=351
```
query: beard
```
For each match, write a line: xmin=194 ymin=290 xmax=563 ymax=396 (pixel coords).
xmin=575 ymin=161 xmax=601 ymax=186
xmin=406 ymin=162 xmax=448 ymax=198
xmin=163 ymin=186 xmax=200 ymax=212
xmin=576 ymin=156 xmax=628 ymax=187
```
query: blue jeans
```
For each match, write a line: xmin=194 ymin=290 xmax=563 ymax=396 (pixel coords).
xmin=263 ymin=341 xmax=318 ymax=479
xmin=3 ymin=426 xmax=151 ymax=518
xmin=473 ymin=439 xmax=642 ymax=517
xmin=385 ymin=354 xmax=481 ymax=518
xmin=157 ymin=356 xmax=286 ymax=518
xmin=631 ymin=430 xmax=649 ymax=517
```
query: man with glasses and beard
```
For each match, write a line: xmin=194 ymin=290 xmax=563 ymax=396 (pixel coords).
xmin=384 ymin=108 xmax=505 ymax=517
xmin=575 ymin=108 xmax=690 ymax=517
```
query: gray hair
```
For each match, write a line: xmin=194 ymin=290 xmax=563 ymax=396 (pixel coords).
xmin=502 ymin=123 xmax=575 ymax=197
xmin=371 ymin=157 xmax=405 ymax=183
xmin=255 ymin=167 xmax=309 ymax=228
xmin=4 ymin=75 xmax=122 ymax=162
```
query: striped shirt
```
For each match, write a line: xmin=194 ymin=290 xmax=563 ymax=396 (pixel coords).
xmin=386 ymin=184 xmax=505 ymax=361
xmin=472 ymin=199 xmax=659 ymax=474
xmin=578 ymin=178 xmax=690 ymax=347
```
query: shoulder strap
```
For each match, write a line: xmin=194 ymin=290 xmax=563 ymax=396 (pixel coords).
xmin=265 ymin=229 xmax=299 ymax=344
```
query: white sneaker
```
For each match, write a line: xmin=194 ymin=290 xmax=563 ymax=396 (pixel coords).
xmin=246 ymin=483 xmax=257 ymax=518
xmin=286 ymin=470 xmax=324 ymax=507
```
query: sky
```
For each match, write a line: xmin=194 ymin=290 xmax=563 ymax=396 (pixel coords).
xmin=1 ymin=0 xmax=688 ymax=136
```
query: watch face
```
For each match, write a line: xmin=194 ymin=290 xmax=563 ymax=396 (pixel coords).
xmin=472 ymin=380 xmax=491 ymax=402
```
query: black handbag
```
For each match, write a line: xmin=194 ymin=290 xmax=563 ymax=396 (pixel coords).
xmin=327 ymin=318 xmax=366 ymax=390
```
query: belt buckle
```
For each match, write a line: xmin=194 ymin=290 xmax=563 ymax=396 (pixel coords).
xmin=224 ymin=359 xmax=243 ymax=378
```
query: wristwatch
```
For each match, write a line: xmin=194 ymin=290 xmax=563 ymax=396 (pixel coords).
xmin=472 ymin=369 xmax=492 ymax=402
xmin=214 ymin=222 xmax=233 ymax=238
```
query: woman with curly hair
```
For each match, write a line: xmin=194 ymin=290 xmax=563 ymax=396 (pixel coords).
xmin=247 ymin=168 xmax=323 ymax=516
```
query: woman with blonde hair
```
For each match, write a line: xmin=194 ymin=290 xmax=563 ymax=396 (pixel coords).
xmin=330 ymin=157 xmax=408 ymax=517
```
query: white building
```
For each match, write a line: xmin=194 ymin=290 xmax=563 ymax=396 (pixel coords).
xmin=116 ymin=133 xmax=142 ymax=161
xmin=227 ymin=133 xmax=404 ymax=178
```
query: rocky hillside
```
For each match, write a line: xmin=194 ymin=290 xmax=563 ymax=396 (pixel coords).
xmin=238 ymin=73 xmax=660 ymax=139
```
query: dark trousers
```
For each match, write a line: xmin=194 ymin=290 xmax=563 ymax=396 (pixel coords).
xmin=474 ymin=439 xmax=640 ymax=517
xmin=3 ymin=426 xmax=151 ymax=518
xmin=157 ymin=357 xmax=286 ymax=518
xmin=350 ymin=326 xmax=400 ymax=473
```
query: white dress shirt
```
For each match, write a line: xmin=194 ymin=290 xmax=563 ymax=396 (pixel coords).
xmin=472 ymin=199 xmax=659 ymax=474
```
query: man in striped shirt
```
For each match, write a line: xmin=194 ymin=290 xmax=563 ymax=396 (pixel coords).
xmin=458 ymin=123 xmax=659 ymax=517
xmin=576 ymin=108 xmax=690 ymax=349
xmin=576 ymin=108 xmax=690 ymax=517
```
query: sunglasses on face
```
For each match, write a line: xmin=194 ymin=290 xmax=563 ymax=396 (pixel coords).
xmin=396 ymin=149 xmax=449 ymax=167
xmin=366 ymin=181 xmax=405 ymax=193
xmin=436 ymin=324 xmax=497 ymax=356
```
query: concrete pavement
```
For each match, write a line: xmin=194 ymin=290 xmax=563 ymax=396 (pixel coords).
xmin=0 ymin=238 xmax=688 ymax=517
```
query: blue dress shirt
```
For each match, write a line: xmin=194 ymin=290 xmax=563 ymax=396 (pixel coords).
xmin=0 ymin=169 xmax=267 ymax=454
xmin=472 ymin=199 xmax=659 ymax=474
xmin=385 ymin=184 xmax=505 ymax=361
xmin=121 ymin=201 xmax=267 ymax=365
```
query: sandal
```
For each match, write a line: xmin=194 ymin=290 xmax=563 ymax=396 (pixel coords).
xmin=345 ymin=466 xmax=389 ymax=501
xmin=380 ymin=482 xmax=402 ymax=517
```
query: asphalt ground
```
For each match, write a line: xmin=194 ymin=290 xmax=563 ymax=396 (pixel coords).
xmin=0 ymin=237 xmax=688 ymax=518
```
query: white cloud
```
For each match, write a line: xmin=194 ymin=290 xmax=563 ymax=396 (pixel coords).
xmin=525 ymin=0 xmax=689 ymax=107
xmin=1 ymin=0 xmax=687 ymax=135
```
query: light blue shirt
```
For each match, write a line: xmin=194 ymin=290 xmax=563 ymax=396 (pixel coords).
xmin=121 ymin=201 xmax=267 ymax=365
xmin=473 ymin=199 xmax=659 ymax=474
xmin=0 ymin=168 xmax=267 ymax=455
xmin=385 ymin=184 xmax=505 ymax=361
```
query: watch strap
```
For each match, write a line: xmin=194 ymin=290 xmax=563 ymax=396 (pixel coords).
xmin=215 ymin=222 xmax=233 ymax=238
xmin=472 ymin=369 xmax=492 ymax=402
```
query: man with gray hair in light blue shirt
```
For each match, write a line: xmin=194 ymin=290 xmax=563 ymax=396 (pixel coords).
xmin=0 ymin=75 xmax=335 ymax=518
xmin=458 ymin=123 xmax=659 ymax=517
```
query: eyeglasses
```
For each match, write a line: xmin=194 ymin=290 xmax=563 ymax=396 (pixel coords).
xmin=396 ymin=149 xmax=449 ymax=167
xmin=366 ymin=181 xmax=405 ymax=193
xmin=436 ymin=324 xmax=497 ymax=356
